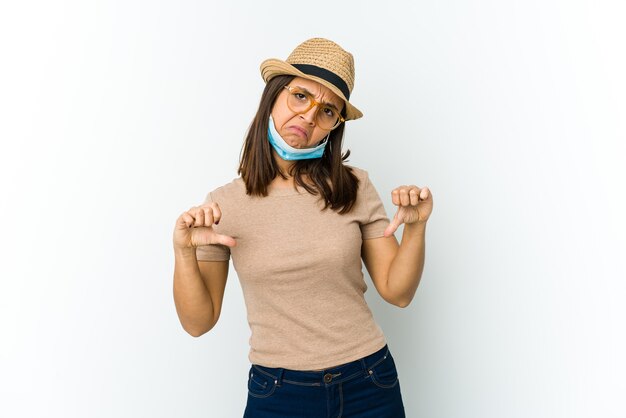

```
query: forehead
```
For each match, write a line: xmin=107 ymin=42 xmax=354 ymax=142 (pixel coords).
xmin=289 ymin=77 xmax=344 ymax=109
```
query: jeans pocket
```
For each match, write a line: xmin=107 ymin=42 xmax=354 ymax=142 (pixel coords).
xmin=247 ymin=365 xmax=278 ymax=399
xmin=368 ymin=350 xmax=399 ymax=389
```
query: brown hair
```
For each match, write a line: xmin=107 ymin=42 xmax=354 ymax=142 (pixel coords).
xmin=238 ymin=74 xmax=359 ymax=214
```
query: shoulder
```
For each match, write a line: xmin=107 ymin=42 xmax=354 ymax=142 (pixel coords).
xmin=344 ymin=165 xmax=386 ymax=209
xmin=344 ymin=164 xmax=373 ymax=188
xmin=202 ymin=177 xmax=246 ymax=203
xmin=344 ymin=164 xmax=366 ymax=176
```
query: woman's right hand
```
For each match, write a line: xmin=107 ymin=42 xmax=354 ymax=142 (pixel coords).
xmin=173 ymin=202 xmax=237 ymax=250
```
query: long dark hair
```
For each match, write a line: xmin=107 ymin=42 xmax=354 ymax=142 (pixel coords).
xmin=238 ymin=74 xmax=359 ymax=214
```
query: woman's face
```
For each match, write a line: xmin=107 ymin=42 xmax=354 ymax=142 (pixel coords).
xmin=271 ymin=77 xmax=345 ymax=149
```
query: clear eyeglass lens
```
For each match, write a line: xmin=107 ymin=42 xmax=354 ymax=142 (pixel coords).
xmin=287 ymin=88 xmax=339 ymax=130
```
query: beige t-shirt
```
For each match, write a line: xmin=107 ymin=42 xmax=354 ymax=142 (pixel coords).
xmin=196 ymin=166 xmax=391 ymax=370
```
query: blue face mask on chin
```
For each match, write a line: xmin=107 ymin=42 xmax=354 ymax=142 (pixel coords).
xmin=267 ymin=115 xmax=329 ymax=161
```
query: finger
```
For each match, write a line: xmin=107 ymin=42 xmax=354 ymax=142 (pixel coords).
xmin=399 ymin=188 xmax=410 ymax=206
xmin=211 ymin=203 xmax=222 ymax=225
xmin=193 ymin=207 xmax=204 ymax=227
xmin=420 ymin=187 xmax=430 ymax=200
xmin=180 ymin=213 xmax=195 ymax=229
xmin=384 ymin=220 xmax=401 ymax=237
xmin=384 ymin=213 xmax=403 ymax=237
xmin=202 ymin=207 xmax=214 ymax=227
xmin=409 ymin=189 xmax=419 ymax=206
xmin=391 ymin=189 xmax=400 ymax=206
xmin=214 ymin=233 xmax=237 ymax=248
xmin=185 ymin=209 xmax=200 ymax=228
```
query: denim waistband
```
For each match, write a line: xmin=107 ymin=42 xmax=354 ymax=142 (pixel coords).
xmin=250 ymin=344 xmax=390 ymax=387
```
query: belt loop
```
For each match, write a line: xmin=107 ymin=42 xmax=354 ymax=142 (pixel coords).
xmin=360 ymin=358 xmax=369 ymax=377
xmin=275 ymin=368 xmax=285 ymax=387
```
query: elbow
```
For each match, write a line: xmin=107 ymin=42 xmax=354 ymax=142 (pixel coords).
xmin=186 ymin=328 xmax=207 ymax=338
xmin=389 ymin=292 xmax=414 ymax=308
xmin=384 ymin=288 xmax=413 ymax=308
xmin=389 ymin=285 xmax=419 ymax=308
xmin=182 ymin=320 xmax=216 ymax=338
xmin=385 ymin=295 xmax=412 ymax=308
xmin=396 ymin=298 xmax=412 ymax=308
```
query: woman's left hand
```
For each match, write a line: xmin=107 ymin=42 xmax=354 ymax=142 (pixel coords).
xmin=383 ymin=185 xmax=433 ymax=237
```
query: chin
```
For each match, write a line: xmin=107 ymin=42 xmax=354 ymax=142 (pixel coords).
xmin=287 ymin=140 xmax=306 ymax=149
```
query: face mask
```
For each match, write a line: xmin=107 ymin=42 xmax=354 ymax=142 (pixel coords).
xmin=267 ymin=115 xmax=329 ymax=161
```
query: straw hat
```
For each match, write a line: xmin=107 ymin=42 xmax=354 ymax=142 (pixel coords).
xmin=260 ymin=38 xmax=363 ymax=121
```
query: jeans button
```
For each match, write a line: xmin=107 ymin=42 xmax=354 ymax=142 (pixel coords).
xmin=323 ymin=373 xmax=333 ymax=383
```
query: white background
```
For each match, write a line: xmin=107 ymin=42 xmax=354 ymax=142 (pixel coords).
xmin=1 ymin=1 xmax=625 ymax=417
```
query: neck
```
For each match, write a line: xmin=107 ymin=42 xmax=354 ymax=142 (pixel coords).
xmin=270 ymin=150 xmax=316 ymax=189
xmin=272 ymin=149 xmax=295 ymax=179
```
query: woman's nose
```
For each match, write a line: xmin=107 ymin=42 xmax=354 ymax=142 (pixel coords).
xmin=299 ymin=105 xmax=318 ymax=125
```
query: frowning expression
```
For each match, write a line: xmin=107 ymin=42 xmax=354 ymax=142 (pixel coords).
xmin=270 ymin=77 xmax=345 ymax=149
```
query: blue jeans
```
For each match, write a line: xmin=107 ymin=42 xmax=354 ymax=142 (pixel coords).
xmin=243 ymin=344 xmax=406 ymax=418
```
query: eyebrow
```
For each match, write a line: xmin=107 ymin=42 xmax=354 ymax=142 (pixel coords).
xmin=295 ymin=86 xmax=342 ymax=110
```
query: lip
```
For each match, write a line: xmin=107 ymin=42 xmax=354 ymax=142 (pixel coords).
xmin=288 ymin=125 xmax=309 ymax=139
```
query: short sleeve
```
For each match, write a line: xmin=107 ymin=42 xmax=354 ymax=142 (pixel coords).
xmin=195 ymin=191 xmax=231 ymax=262
xmin=359 ymin=171 xmax=391 ymax=239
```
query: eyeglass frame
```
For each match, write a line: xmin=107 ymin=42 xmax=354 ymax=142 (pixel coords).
xmin=282 ymin=85 xmax=346 ymax=130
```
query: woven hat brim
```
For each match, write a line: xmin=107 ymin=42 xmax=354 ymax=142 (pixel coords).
xmin=260 ymin=58 xmax=363 ymax=121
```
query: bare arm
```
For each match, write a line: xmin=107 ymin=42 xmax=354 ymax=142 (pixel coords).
xmin=362 ymin=222 xmax=426 ymax=308
xmin=172 ymin=202 xmax=235 ymax=337
xmin=362 ymin=184 xmax=432 ymax=308
xmin=173 ymin=248 xmax=229 ymax=336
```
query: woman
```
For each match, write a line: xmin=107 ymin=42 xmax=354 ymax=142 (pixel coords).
xmin=173 ymin=38 xmax=433 ymax=418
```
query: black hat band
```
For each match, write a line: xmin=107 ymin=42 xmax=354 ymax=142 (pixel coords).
xmin=292 ymin=64 xmax=351 ymax=100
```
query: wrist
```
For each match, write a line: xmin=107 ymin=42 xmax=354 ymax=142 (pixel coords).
xmin=405 ymin=221 xmax=427 ymax=232
xmin=174 ymin=246 xmax=197 ymax=259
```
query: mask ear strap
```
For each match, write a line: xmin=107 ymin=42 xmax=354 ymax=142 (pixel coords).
xmin=318 ymin=133 xmax=331 ymax=145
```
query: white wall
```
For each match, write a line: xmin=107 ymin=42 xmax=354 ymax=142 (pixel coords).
xmin=1 ymin=1 xmax=624 ymax=417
